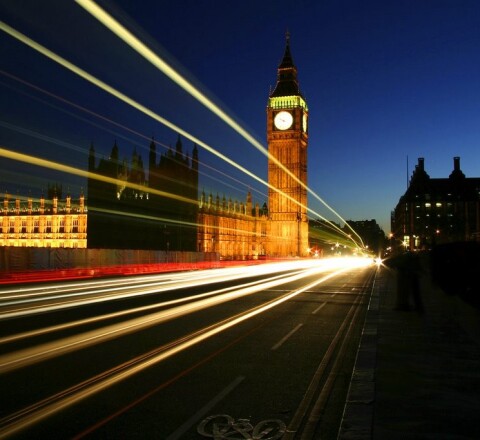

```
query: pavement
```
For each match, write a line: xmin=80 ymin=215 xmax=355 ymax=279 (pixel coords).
xmin=338 ymin=256 xmax=480 ymax=439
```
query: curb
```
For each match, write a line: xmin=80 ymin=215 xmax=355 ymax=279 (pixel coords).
xmin=337 ymin=268 xmax=384 ymax=439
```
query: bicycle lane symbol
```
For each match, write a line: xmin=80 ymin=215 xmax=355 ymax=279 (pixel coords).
xmin=197 ymin=414 xmax=286 ymax=439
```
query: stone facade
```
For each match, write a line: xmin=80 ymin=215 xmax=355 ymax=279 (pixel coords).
xmin=0 ymin=193 xmax=87 ymax=248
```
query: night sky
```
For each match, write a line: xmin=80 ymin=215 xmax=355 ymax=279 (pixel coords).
xmin=1 ymin=0 xmax=480 ymax=234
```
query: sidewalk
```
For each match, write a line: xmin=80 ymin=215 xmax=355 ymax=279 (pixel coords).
xmin=339 ymin=260 xmax=480 ymax=439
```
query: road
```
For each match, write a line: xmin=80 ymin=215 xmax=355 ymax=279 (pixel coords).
xmin=0 ymin=258 xmax=377 ymax=439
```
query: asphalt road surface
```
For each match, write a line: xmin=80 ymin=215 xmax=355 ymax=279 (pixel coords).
xmin=0 ymin=258 xmax=377 ymax=439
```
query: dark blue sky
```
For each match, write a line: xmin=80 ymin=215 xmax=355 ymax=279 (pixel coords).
xmin=1 ymin=0 xmax=480 ymax=233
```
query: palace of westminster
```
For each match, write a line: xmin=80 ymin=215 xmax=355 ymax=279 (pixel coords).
xmin=2 ymin=37 xmax=479 ymax=257
xmin=1 ymin=36 xmax=310 ymax=259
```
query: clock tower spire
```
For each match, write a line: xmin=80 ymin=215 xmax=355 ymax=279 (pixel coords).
xmin=266 ymin=33 xmax=309 ymax=257
xmin=270 ymin=31 xmax=303 ymax=99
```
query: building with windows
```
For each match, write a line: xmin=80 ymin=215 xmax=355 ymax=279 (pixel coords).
xmin=1 ymin=192 xmax=87 ymax=248
xmin=197 ymin=191 xmax=268 ymax=259
xmin=391 ymin=157 xmax=480 ymax=250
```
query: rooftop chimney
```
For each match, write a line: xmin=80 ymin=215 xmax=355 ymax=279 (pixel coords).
xmin=453 ymin=156 xmax=460 ymax=171
xmin=449 ymin=156 xmax=465 ymax=180
xmin=418 ymin=157 xmax=424 ymax=171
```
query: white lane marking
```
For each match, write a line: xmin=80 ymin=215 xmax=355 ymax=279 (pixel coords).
xmin=271 ymin=324 xmax=303 ymax=351
xmin=312 ymin=302 xmax=327 ymax=315
xmin=166 ymin=375 xmax=245 ymax=440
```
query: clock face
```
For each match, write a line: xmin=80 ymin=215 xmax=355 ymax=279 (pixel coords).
xmin=274 ymin=111 xmax=293 ymax=130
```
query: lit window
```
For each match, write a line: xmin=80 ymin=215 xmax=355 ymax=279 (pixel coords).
xmin=425 ymin=203 xmax=431 ymax=208
xmin=436 ymin=202 xmax=442 ymax=207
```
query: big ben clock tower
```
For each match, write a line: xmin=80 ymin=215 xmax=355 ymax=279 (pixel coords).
xmin=266 ymin=33 xmax=309 ymax=257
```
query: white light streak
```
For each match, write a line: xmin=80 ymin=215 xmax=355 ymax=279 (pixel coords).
xmin=0 ymin=268 xmax=303 ymax=345
xmin=0 ymin=260 xmax=321 ymax=317
xmin=0 ymin=258 xmax=371 ymax=373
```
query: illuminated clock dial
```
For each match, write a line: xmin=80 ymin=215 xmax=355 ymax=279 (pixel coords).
xmin=274 ymin=111 xmax=293 ymax=130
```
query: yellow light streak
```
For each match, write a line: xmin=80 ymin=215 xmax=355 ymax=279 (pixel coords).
xmin=0 ymin=146 xmax=194 ymax=204
xmin=75 ymin=0 xmax=364 ymax=248
xmin=0 ymin=21 xmax=266 ymax=201
xmin=0 ymin=70 xmax=267 ymax=201
xmin=0 ymin=259 xmax=369 ymax=437
xmin=0 ymin=274 xmax=304 ymax=344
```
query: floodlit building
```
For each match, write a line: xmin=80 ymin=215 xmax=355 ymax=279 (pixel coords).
xmin=197 ymin=191 xmax=268 ymax=259
xmin=197 ymin=33 xmax=310 ymax=258
xmin=0 ymin=192 xmax=87 ymax=248
xmin=391 ymin=157 xmax=480 ymax=250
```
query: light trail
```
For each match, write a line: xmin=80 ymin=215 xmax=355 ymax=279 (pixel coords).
xmin=0 ymin=19 xmax=362 ymax=250
xmin=0 ymin=260 xmax=297 ymax=317
xmin=0 ymin=70 xmax=268 ymax=201
xmin=0 ymin=258 xmax=372 ymax=374
xmin=0 ymin=21 xmax=267 ymax=202
xmin=0 ymin=270 xmax=181 ymax=298
xmin=0 ymin=116 xmax=264 ymax=202
xmin=0 ymin=70 xmax=155 ymax=151
xmin=0 ymin=259 xmax=318 ymax=301
xmin=0 ymin=120 xmax=88 ymax=159
xmin=0 ymin=268 xmax=303 ymax=345
xmin=0 ymin=260 xmax=371 ymax=438
xmin=0 ymin=182 xmax=277 ymax=246
xmin=75 ymin=0 xmax=364 ymax=248
xmin=0 ymin=146 xmax=195 ymax=205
